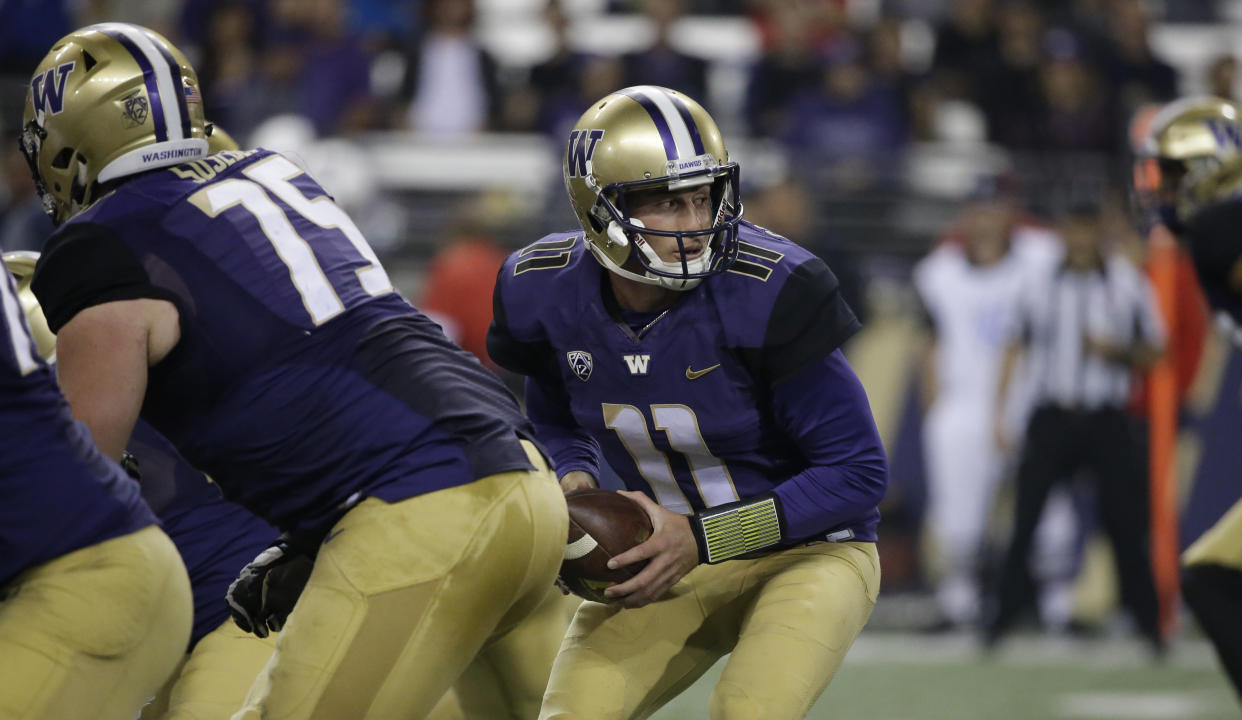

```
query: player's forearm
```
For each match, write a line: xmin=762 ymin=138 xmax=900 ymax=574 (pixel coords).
xmin=766 ymin=351 xmax=889 ymax=540
xmin=772 ymin=461 xmax=887 ymax=540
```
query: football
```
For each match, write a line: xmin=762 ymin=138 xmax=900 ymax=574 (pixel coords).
xmin=560 ymin=488 xmax=653 ymax=603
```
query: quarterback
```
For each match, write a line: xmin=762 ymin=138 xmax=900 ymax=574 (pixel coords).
xmin=21 ymin=23 xmax=567 ymax=720
xmin=1145 ymin=96 xmax=1242 ymax=705
xmin=488 ymin=86 xmax=887 ymax=719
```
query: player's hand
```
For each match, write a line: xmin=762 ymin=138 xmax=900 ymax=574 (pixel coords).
xmin=560 ymin=470 xmax=598 ymax=493
xmin=603 ymin=490 xmax=699 ymax=608
xmin=226 ymin=537 xmax=315 ymax=638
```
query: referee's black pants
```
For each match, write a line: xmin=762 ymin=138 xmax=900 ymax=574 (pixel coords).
xmin=986 ymin=405 xmax=1161 ymax=647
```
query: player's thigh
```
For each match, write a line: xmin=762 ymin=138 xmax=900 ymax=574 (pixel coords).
xmin=157 ymin=620 xmax=277 ymax=720
xmin=235 ymin=463 xmax=566 ymax=720
xmin=0 ymin=526 xmax=192 ymax=720
xmin=539 ymin=576 xmax=735 ymax=720
xmin=456 ymin=587 xmax=579 ymax=720
xmin=712 ymin=542 xmax=880 ymax=720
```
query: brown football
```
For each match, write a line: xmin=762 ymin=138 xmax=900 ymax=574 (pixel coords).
xmin=560 ymin=488 xmax=653 ymax=603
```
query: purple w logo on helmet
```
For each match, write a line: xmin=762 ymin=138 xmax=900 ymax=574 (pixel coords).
xmin=566 ymin=129 xmax=605 ymax=178
xmin=30 ymin=61 xmax=75 ymax=117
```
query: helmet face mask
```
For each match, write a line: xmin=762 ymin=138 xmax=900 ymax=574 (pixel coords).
xmin=564 ymin=86 xmax=742 ymax=291
xmin=20 ymin=23 xmax=209 ymax=226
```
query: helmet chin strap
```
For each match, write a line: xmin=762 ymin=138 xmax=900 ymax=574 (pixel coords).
xmin=600 ymin=219 xmax=710 ymax=291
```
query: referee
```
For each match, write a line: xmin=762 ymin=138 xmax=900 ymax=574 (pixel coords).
xmin=984 ymin=200 xmax=1165 ymax=652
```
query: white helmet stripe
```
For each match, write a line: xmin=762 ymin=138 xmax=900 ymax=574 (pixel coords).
xmin=628 ymin=85 xmax=698 ymax=160
xmin=88 ymin=23 xmax=184 ymax=141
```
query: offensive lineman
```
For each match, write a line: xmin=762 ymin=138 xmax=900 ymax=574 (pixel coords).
xmin=488 ymin=85 xmax=887 ymax=719
xmin=21 ymin=23 xmax=567 ymax=719
xmin=0 ymin=252 xmax=191 ymax=719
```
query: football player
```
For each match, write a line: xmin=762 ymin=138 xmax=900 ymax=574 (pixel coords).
xmin=0 ymin=255 xmax=191 ymax=718
xmin=5 ymin=250 xmax=280 ymax=720
xmin=488 ymin=86 xmax=887 ymax=719
xmin=20 ymin=23 xmax=567 ymax=720
xmin=1145 ymin=96 xmax=1242 ymax=704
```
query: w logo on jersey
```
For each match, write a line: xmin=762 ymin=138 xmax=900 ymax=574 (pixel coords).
xmin=623 ymin=354 xmax=650 ymax=375
xmin=567 ymin=129 xmax=605 ymax=178
xmin=30 ymin=62 xmax=75 ymax=117
xmin=567 ymin=351 xmax=593 ymax=382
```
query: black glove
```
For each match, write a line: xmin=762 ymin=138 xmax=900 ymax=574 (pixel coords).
xmin=226 ymin=533 xmax=317 ymax=638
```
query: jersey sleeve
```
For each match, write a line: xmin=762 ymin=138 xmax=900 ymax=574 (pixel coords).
xmin=764 ymin=351 xmax=887 ymax=539
xmin=486 ymin=266 xmax=556 ymax=379
xmin=32 ymin=222 xmax=178 ymax=333
xmin=757 ymin=257 xmax=861 ymax=383
xmin=523 ymin=375 xmax=601 ymax=480
xmin=486 ymin=263 xmax=600 ymax=479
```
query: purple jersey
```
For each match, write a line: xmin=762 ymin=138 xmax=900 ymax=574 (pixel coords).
xmin=32 ymin=149 xmax=538 ymax=533
xmin=1 ymin=271 xmax=155 ymax=587
xmin=128 ymin=419 xmax=275 ymax=647
xmin=489 ymin=222 xmax=887 ymax=543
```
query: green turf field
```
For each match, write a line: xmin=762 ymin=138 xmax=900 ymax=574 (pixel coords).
xmin=650 ymin=632 xmax=1238 ymax=719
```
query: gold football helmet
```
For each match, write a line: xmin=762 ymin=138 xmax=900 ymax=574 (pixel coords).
xmin=1143 ymin=96 xmax=1242 ymax=231
xmin=20 ymin=23 xmax=209 ymax=225
xmin=2 ymin=252 xmax=55 ymax=363
xmin=563 ymin=86 xmax=741 ymax=291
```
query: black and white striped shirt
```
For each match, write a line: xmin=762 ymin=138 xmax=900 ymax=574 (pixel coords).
xmin=1009 ymin=254 xmax=1166 ymax=411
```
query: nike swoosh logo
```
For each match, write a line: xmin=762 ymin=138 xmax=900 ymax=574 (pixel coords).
xmin=685 ymin=364 xmax=721 ymax=380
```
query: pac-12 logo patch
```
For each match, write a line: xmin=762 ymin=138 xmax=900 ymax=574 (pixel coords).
xmin=567 ymin=350 xmax=593 ymax=382
xmin=30 ymin=61 xmax=75 ymax=117
xmin=122 ymin=92 xmax=149 ymax=128
xmin=566 ymin=129 xmax=605 ymax=178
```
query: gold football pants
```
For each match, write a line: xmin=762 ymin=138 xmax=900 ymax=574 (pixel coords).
xmin=539 ymin=541 xmax=880 ymax=720
xmin=140 ymin=619 xmax=278 ymax=720
xmin=428 ymin=587 xmax=581 ymax=720
xmin=233 ymin=441 xmax=569 ymax=720
xmin=0 ymin=525 xmax=192 ymax=720
xmin=1184 ymin=498 xmax=1242 ymax=570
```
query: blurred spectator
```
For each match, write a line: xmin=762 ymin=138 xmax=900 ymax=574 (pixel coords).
xmin=913 ymin=179 xmax=1074 ymax=632
xmin=620 ymin=0 xmax=707 ymax=103
xmin=196 ymin=1 xmax=266 ymax=138
xmin=417 ymin=195 xmax=514 ymax=368
xmin=781 ymin=36 xmax=906 ymax=190
xmin=292 ymin=0 xmax=378 ymax=135
xmin=399 ymin=0 xmax=501 ymax=135
xmin=1034 ymin=28 xmax=1113 ymax=154
xmin=743 ymin=0 xmax=838 ymax=138
xmin=930 ymin=0 xmax=997 ymax=99
xmin=1207 ymin=54 xmax=1238 ymax=102
xmin=1101 ymin=0 xmax=1178 ymax=123
xmin=974 ymin=0 xmax=1044 ymax=148
xmin=510 ymin=0 xmax=594 ymax=138
xmin=985 ymin=200 xmax=1166 ymax=654
xmin=869 ymin=16 xmax=925 ymax=140
xmin=0 ymin=135 xmax=53 ymax=253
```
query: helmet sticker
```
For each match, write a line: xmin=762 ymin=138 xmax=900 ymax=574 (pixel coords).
xmin=29 ymin=62 xmax=75 ymax=117
xmin=122 ymin=92 xmax=149 ymax=128
xmin=567 ymin=129 xmax=605 ymax=178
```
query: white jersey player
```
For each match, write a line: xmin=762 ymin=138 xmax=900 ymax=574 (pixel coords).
xmin=915 ymin=205 xmax=1079 ymax=630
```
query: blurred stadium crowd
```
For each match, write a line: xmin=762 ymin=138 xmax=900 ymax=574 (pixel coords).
xmin=2 ymin=0 xmax=1240 ymax=648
